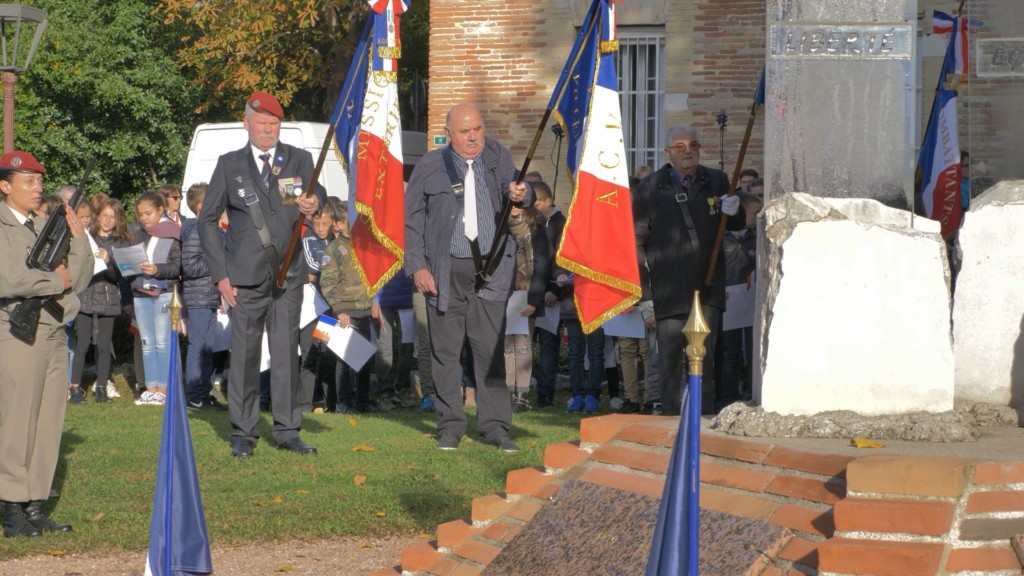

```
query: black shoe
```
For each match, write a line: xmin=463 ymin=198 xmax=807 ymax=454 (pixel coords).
xmin=277 ymin=437 xmax=318 ymax=455
xmin=188 ymin=397 xmax=227 ymax=411
xmin=617 ymin=400 xmax=642 ymax=414
xmin=2 ymin=501 xmax=41 ymax=538
xmin=68 ymin=386 xmax=85 ymax=404
xmin=437 ymin=434 xmax=460 ymax=450
xmin=23 ymin=501 xmax=72 ymax=533
xmin=231 ymin=438 xmax=255 ymax=459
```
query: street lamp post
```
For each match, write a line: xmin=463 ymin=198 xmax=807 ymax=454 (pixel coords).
xmin=0 ymin=4 xmax=46 ymax=154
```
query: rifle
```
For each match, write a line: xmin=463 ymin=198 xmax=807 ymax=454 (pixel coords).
xmin=9 ymin=158 xmax=97 ymax=345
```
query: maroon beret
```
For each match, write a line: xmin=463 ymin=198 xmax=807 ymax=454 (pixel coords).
xmin=0 ymin=151 xmax=46 ymax=174
xmin=247 ymin=91 xmax=284 ymax=119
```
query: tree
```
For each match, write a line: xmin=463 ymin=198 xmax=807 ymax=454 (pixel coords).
xmin=15 ymin=0 xmax=198 ymax=199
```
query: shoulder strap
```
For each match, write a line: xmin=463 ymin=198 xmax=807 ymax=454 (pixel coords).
xmin=231 ymin=151 xmax=280 ymax=282
xmin=667 ymin=170 xmax=701 ymax=252
xmin=441 ymin=147 xmax=484 ymax=275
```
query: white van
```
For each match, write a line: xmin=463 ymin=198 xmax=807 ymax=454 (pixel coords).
xmin=180 ymin=122 xmax=426 ymax=218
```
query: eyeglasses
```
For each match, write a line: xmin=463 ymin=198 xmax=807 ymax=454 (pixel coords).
xmin=168 ymin=195 xmax=181 ymax=200
xmin=666 ymin=142 xmax=701 ymax=153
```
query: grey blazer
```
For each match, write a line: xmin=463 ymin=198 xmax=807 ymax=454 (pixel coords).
xmin=405 ymin=138 xmax=522 ymax=312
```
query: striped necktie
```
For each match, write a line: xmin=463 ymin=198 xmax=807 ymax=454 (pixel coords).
xmin=260 ymin=153 xmax=271 ymax=187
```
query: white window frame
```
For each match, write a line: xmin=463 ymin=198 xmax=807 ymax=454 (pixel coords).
xmin=615 ymin=27 xmax=666 ymax=177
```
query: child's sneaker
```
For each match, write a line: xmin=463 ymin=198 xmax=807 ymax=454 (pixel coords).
xmin=419 ymin=395 xmax=435 ymax=413
xmin=609 ymin=396 xmax=624 ymax=411
xmin=512 ymin=393 xmax=531 ymax=413
xmin=584 ymin=394 xmax=600 ymax=413
xmin=106 ymin=380 xmax=121 ymax=398
xmin=566 ymin=395 xmax=585 ymax=413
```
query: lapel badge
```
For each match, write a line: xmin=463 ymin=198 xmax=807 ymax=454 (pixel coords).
xmin=271 ymin=165 xmax=282 ymax=176
xmin=234 ymin=176 xmax=243 ymax=183
xmin=237 ymin=189 xmax=246 ymax=197
xmin=707 ymin=197 xmax=717 ymax=216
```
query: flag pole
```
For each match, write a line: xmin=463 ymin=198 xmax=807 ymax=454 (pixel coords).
xmin=704 ymin=86 xmax=761 ymax=287
xmin=276 ymin=126 xmax=335 ymax=289
xmin=474 ymin=7 xmax=601 ymax=292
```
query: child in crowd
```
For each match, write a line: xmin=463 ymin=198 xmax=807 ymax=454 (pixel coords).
xmin=69 ymin=199 xmax=129 ymax=403
xmin=38 ymin=194 xmax=60 ymax=221
xmin=319 ymin=203 xmax=375 ymax=412
xmin=180 ymin=183 xmax=227 ymax=411
xmin=504 ymin=203 xmax=550 ymax=412
xmin=130 ymin=191 xmax=181 ymax=406
xmin=299 ymin=195 xmax=344 ymax=412
xmin=373 ymin=272 xmax=415 ymax=410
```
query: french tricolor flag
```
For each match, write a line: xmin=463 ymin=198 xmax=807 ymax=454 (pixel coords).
xmin=550 ymin=0 xmax=640 ymax=333
xmin=312 ymin=314 xmax=338 ymax=342
xmin=917 ymin=10 xmax=967 ymax=236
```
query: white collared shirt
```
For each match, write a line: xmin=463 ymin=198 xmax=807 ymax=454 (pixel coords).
xmin=250 ymin=145 xmax=277 ymax=171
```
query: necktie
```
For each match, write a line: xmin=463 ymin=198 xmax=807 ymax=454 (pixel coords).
xmin=259 ymin=153 xmax=271 ymax=187
xmin=24 ymin=218 xmax=35 ymax=235
xmin=463 ymin=159 xmax=477 ymax=241
xmin=681 ymin=174 xmax=693 ymax=190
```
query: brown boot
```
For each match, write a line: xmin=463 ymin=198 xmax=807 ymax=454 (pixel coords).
xmin=2 ymin=501 xmax=41 ymax=538
xmin=23 ymin=500 xmax=72 ymax=533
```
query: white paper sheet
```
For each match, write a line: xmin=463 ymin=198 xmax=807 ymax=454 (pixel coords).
xmin=399 ymin=308 xmax=416 ymax=344
xmin=86 ymin=233 xmax=107 ymax=276
xmin=210 ymin=310 xmax=231 ymax=352
xmin=325 ymin=324 xmax=377 ymax=371
xmin=601 ymin=308 xmax=645 ymax=339
xmin=535 ymin=303 xmax=560 ymax=335
xmin=112 ymin=243 xmax=148 ymax=276
xmin=300 ymin=283 xmax=329 ymax=328
xmin=504 ymin=290 xmax=530 ymax=335
xmin=723 ymin=283 xmax=756 ymax=331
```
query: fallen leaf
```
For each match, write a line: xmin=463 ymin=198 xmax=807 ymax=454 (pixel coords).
xmin=45 ymin=550 xmax=65 ymax=556
xmin=274 ymin=566 xmax=295 ymax=572
xmin=375 ymin=510 xmax=386 ymax=517
xmin=419 ymin=533 xmax=432 ymax=539
xmin=360 ymin=543 xmax=377 ymax=549
xmin=272 ymin=495 xmax=283 ymax=503
xmin=348 ymin=417 xmax=358 ymax=427
xmin=352 ymin=444 xmax=375 ymax=452
xmin=354 ymin=474 xmax=367 ymax=486
xmin=850 ymin=437 xmax=885 ymax=448
xmin=296 ymin=489 xmax=308 ymax=494
xmin=92 ymin=512 xmax=105 ymax=522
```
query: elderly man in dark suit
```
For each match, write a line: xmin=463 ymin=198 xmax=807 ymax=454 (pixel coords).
xmin=198 ymin=91 xmax=323 ymax=458
xmin=405 ymin=103 xmax=529 ymax=452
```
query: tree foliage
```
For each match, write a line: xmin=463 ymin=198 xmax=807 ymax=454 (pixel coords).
xmin=15 ymin=0 xmax=198 ymax=199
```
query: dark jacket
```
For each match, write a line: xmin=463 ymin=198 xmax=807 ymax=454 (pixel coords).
xmin=509 ymin=212 xmax=550 ymax=315
xmin=541 ymin=207 xmax=568 ymax=300
xmin=634 ymin=163 xmax=745 ymax=317
xmin=79 ymin=234 xmax=128 ymax=316
xmin=197 ymin=142 xmax=317 ymax=287
xmin=378 ymin=272 xmax=413 ymax=310
xmin=180 ymin=218 xmax=220 ymax=310
xmin=404 ymin=138 xmax=528 ymax=312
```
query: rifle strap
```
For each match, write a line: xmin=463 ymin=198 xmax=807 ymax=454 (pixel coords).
xmin=231 ymin=152 xmax=281 ymax=283
xmin=442 ymin=147 xmax=484 ymax=276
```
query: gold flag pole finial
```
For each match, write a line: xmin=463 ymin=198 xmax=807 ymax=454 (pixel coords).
xmin=169 ymin=285 xmax=183 ymax=330
xmin=682 ymin=290 xmax=711 ymax=377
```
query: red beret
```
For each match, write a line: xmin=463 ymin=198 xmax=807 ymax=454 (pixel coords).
xmin=247 ymin=91 xmax=284 ymax=119
xmin=0 ymin=151 xmax=46 ymax=174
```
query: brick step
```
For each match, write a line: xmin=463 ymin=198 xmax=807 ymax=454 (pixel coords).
xmin=818 ymin=537 xmax=943 ymax=576
xmin=834 ymin=497 xmax=955 ymax=536
xmin=700 ymin=458 xmax=845 ymax=505
xmin=400 ymin=541 xmax=444 ymax=573
xmin=944 ymin=546 xmax=1023 ymax=573
xmin=436 ymin=518 xmax=481 ymax=549
xmin=701 ymin=486 xmax=835 ymax=538
xmin=505 ymin=466 xmax=555 ymax=496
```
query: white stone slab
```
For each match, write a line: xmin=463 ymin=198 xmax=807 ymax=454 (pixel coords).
xmin=759 ymin=193 xmax=953 ymax=416
xmin=953 ymin=180 xmax=1024 ymax=406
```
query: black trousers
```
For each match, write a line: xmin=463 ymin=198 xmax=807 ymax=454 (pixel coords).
xmin=228 ymin=277 xmax=303 ymax=444
xmin=427 ymin=258 xmax=512 ymax=441
xmin=71 ymin=313 xmax=116 ymax=389
xmin=656 ymin=304 xmax=721 ymax=416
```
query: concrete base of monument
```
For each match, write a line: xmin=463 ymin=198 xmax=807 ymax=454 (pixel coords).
xmin=709 ymin=399 xmax=1024 ymax=442
xmin=758 ymin=192 xmax=954 ymax=417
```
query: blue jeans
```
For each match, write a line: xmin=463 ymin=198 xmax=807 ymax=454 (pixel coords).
xmin=535 ymin=326 xmax=560 ymax=402
xmin=565 ymin=321 xmax=603 ymax=397
xmin=134 ymin=292 xmax=173 ymax=389
xmin=185 ymin=307 xmax=216 ymax=402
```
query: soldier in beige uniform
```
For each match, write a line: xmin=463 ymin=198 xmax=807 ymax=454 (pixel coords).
xmin=0 ymin=151 xmax=91 ymax=537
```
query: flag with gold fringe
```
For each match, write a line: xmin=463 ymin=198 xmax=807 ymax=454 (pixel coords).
xmin=550 ymin=0 xmax=640 ymax=333
xmin=331 ymin=0 xmax=408 ymax=297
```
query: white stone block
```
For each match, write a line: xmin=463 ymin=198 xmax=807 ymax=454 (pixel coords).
xmin=953 ymin=181 xmax=1024 ymax=406
xmin=759 ymin=193 xmax=953 ymax=416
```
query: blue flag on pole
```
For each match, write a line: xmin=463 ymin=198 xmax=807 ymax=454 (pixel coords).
xmin=329 ymin=16 xmax=373 ymax=228
xmin=753 ymin=67 xmax=765 ymax=106
xmin=144 ymin=327 xmax=212 ymax=576
xmin=646 ymin=378 xmax=701 ymax=575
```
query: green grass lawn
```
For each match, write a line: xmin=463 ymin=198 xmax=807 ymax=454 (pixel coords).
xmin=0 ymin=397 xmax=584 ymax=560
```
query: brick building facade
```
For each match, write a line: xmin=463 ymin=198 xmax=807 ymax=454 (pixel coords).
xmin=425 ymin=1 xmax=1008 ymax=199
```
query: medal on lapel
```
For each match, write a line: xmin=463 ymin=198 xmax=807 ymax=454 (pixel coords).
xmin=708 ymin=197 xmax=717 ymax=216
xmin=277 ymin=176 xmax=303 ymax=205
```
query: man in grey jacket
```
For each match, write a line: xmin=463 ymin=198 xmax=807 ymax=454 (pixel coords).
xmin=405 ymin=104 xmax=529 ymax=452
